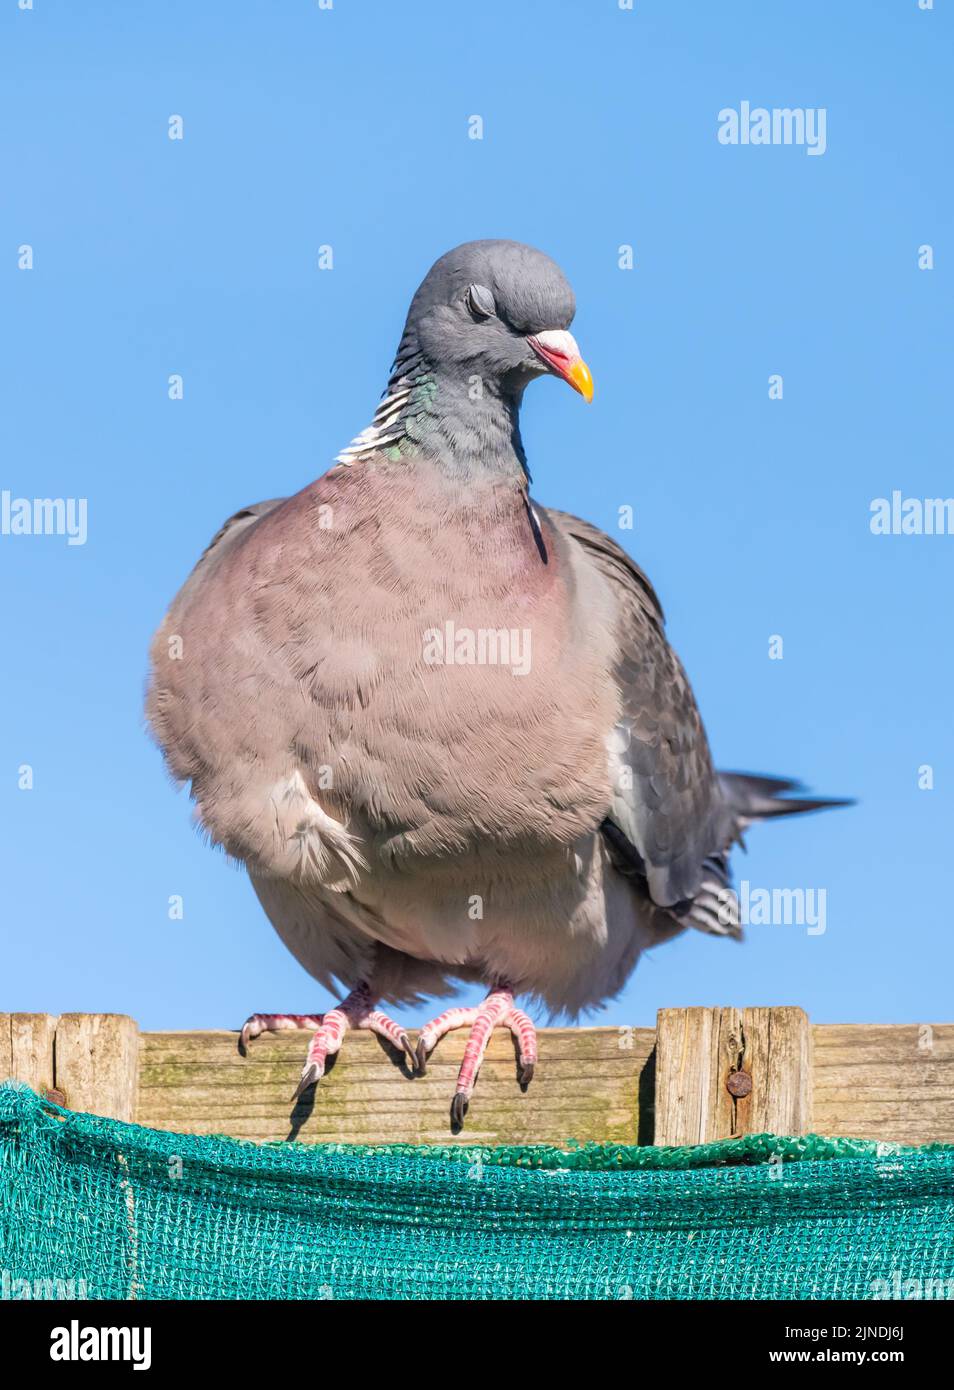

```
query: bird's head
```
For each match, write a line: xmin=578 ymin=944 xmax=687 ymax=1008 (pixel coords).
xmin=396 ymin=239 xmax=593 ymax=405
xmin=338 ymin=240 xmax=593 ymax=471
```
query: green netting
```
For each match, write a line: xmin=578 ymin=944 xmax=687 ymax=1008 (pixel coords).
xmin=2 ymin=1082 xmax=953 ymax=1300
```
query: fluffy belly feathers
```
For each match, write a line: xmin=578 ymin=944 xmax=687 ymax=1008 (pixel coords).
xmin=149 ymin=468 xmax=620 ymax=892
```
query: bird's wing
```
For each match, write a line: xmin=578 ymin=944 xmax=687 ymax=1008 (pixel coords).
xmin=199 ymin=498 xmax=287 ymax=557
xmin=545 ymin=508 xmax=734 ymax=913
xmin=170 ymin=499 xmax=287 ymax=605
xmin=197 ymin=498 xmax=286 ymax=570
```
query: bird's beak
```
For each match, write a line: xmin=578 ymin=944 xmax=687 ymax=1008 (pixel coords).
xmin=527 ymin=330 xmax=594 ymax=403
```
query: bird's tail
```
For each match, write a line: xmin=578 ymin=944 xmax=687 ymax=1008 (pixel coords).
xmin=676 ymin=774 xmax=854 ymax=942
xmin=718 ymin=771 xmax=854 ymax=833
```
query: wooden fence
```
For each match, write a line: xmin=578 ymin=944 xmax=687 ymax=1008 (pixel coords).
xmin=3 ymin=1008 xmax=952 ymax=1147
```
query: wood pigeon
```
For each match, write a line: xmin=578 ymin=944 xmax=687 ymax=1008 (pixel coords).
xmin=146 ymin=240 xmax=848 ymax=1128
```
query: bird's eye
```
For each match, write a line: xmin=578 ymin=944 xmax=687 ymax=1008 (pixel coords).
xmin=466 ymin=284 xmax=496 ymax=319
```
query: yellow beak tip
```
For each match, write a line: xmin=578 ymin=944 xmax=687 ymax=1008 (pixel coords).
xmin=569 ymin=359 xmax=594 ymax=403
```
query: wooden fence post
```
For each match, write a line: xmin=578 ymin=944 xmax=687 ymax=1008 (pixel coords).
xmin=5 ymin=1012 xmax=954 ymax=1144
xmin=653 ymin=1006 xmax=812 ymax=1145
xmin=0 ymin=1013 xmax=58 ymax=1095
xmin=53 ymin=1014 xmax=140 ymax=1122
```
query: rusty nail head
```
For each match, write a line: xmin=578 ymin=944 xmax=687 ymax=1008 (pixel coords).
xmin=45 ymin=1087 xmax=67 ymax=1108
xmin=726 ymin=1069 xmax=752 ymax=1099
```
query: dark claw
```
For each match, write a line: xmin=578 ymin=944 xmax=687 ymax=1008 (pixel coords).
xmin=291 ymin=1061 xmax=322 ymax=1103
xmin=450 ymin=1092 xmax=469 ymax=1129
xmin=399 ymin=1033 xmax=417 ymax=1068
xmin=518 ymin=1061 xmax=535 ymax=1090
xmin=415 ymin=1039 xmax=429 ymax=1076
xmin=238 ymin=1023 xmax=255 ymax=1057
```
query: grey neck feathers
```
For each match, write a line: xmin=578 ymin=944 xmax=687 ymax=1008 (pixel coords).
xmin=336 ymin=349 xmax=530 ymax=485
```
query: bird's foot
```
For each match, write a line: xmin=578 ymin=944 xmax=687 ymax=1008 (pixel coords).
xmin=238 ymin=984 xmax=415 ymax=1101
xmin=415 ymin=985 xmax=537 ymax=1128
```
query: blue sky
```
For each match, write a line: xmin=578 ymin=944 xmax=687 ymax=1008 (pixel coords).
xmin=2 ymin=1 xmax=951 ymax=1032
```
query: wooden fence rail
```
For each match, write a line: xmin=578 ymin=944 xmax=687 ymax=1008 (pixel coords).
xmin=3 ymin=1008 xmax=952 ymax=1147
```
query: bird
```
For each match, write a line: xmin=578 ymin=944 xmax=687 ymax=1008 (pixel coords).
xmin=146 ymin=239 xmax=849 ymax=1129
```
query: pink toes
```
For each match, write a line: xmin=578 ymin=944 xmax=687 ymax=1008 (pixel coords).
xmin=365 ymin=1010 xmax=416 ymax=1065
xmin=241 ymin=986 xmax=538 ymax=1126
xmin=415 ymin=1007 xmax=478 ymax=1074
xmin=509 ymin=1006 xmax=538 ymax=1087
xmin=238 ymin=1013 xmax=323 ymax=1054
xmin=453 ymin=990 xmax=513 ymax=1109
xmin=416 ymin=987 xmax=538 ymax=1127
xmin=293 ymin=1007 xmax=350 ymax=1098
xmin=239 ymin=989 xmax=415 ymax=1101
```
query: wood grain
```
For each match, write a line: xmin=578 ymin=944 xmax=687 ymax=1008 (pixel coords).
xmin=54 ymin=1013 xmax=140 ymax=1122
xmin=5 ymin=1013 xmax=953 ymax=1147
xmin=0 ymin=1013 xmax=57 ymax=1095
xmin=654 ymin=1006 xmax=812 ymax=1145
xmin=813 ymin=1023 xmax=954 ymax=1145
xmin=136 ymin=1025 xmax=656 ymax=1146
